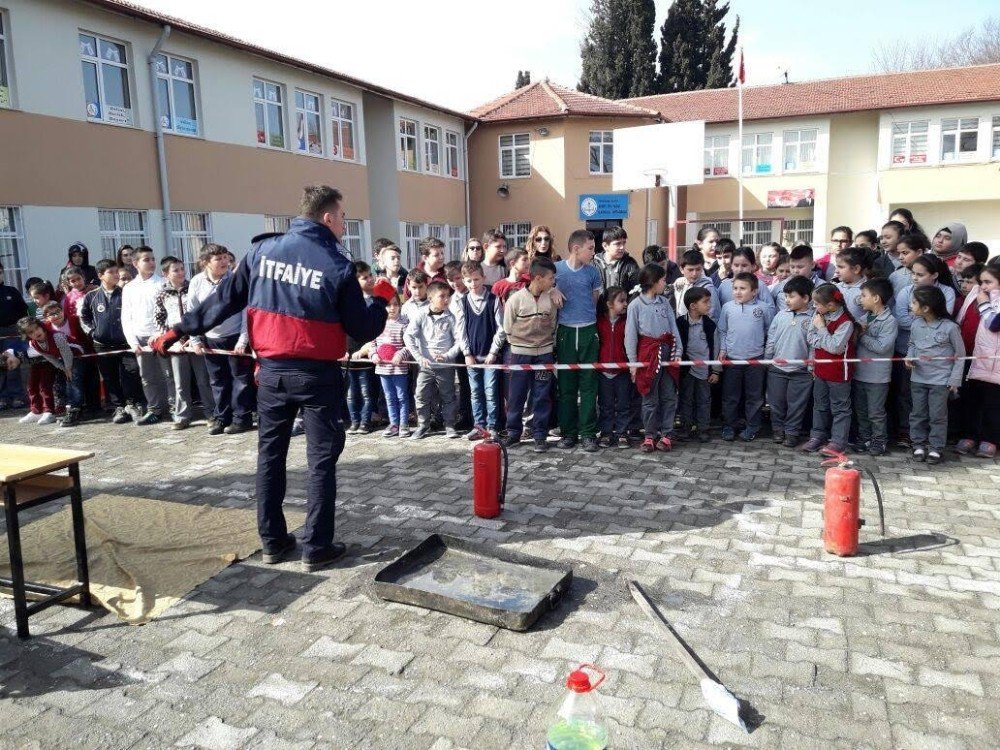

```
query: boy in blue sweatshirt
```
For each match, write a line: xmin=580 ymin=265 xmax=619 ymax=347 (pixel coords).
xmin=764 ymin=275 xmax=815 ymax=446
xmin=676 ymin=286 xmax=720 ymax=442
xmin=717 ymin=272 xmax=774 ymax=441
xmin=854 ymin=278 xmax=898 ymax=456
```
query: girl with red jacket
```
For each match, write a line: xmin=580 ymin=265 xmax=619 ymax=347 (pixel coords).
xmin=596 ymin=287 xmax=632 ymax=448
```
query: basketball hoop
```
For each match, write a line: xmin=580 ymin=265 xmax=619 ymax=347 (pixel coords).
xmin=640 ymin=167 xmax=670 ymax=189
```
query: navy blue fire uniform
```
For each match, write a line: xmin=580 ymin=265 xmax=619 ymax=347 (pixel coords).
xmin=176 ymin=218 xmax=387 ymax=558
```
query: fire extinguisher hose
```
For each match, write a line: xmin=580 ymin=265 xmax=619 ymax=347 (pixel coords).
xmin=861 ymin=465 xmax=886 ymax=537
xmin=497 ymin=439 xmax=508 ymax=512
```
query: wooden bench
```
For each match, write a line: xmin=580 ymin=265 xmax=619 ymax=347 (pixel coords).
xmin=1 ymin=444 xmax=94 ymax=638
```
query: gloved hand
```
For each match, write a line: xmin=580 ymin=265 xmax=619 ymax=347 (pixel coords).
xmin=149 ymin=328 xmax=182 ymax=355
xmin=371 ymin=278 xmax=396 ymax=304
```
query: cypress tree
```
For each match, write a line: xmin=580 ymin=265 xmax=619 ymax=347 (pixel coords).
xmin=656 ymin=0 xmax=739 ymax=93
xmin=578 ymin=0 xmax=657 ymax=99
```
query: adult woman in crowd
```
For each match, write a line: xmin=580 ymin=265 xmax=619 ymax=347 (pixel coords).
xmin=527 ymin=225 xmax=560 ymax=261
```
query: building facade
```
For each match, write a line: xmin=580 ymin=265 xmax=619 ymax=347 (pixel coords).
xmin=0 ymin=0 xmax=472 ymax=290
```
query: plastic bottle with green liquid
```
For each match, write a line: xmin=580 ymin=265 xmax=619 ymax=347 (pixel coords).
xmin=545 ymin=663 xmax=610 ymax=750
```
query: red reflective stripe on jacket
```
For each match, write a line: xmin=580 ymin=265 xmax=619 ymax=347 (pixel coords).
xmin=247 ymin=307 xmax=346 ymax=360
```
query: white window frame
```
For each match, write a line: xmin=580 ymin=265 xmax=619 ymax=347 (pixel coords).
xmin=0 ymin=11 xmax=12 ymax=109
xmin=399 ymin=118 xmax=418 ymax=172
xmin=992 ymin=116 xmax=1000 ymax=160
xmin=253 ymin=77 xmax=286 ymax=149
xmin=330 ymin=98 xmax=357 ymax=161
xmin=98 ymin=209 xmax=147 ymax=259
xmin=402 ymin=222 xmax=423 ymax=268
xmin=170 ymin=211 xmax=212 ymax=274
xmin=500 ymin=221 xmax=531 ymax=249
xmin=783 ymin=218 xmax=814 ymax=247
xmin=264 ymin=215 xmax=292 ymax=234
xmin=341 ymin=219 xmax=366 ymax=261
xmin=423 ymin=124 xmax=441 ymax=175
xmin=782 ymin=128 xmax=818 ymax=172
xmin=704 ymin=135 xmax=730 ymax=177
xmin=445 ymin=131 xmax=462 ymax=179
xmin=739 ymin=219 xmax=776 ymax=248
xmin=153 ymin=52 xmax=199 ymax=136
xmin=589 ymin=130 xmax=613 ymax=175
xmin=446 ymin=225 xmax=466 ymax=260
xmin=741 ymin=133 xmax=773 ymax=175
xmin=293 ymin=89 xmax=323 ymax=156
xmin=79 ymin=31 xmax=134 ymax=126
xmin=0 ymin=205 xmax=27 ymax=292
xmin=499 ymin=133 xmax=530 ymax=178
xmin=940 ymin=117 xmax=979 ymax=162
xmin=891 ymin=120 xmax=929 ymax=166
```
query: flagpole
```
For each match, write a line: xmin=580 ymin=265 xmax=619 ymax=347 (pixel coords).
xmin=737 ymin=46 xmax=744 ymax=245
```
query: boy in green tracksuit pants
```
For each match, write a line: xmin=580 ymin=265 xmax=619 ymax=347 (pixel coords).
xmin=554 ymin=229 xmax=604 ymax=452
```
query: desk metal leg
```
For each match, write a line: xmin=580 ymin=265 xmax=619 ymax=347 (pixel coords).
xmin=3 ymin=484 xmax=29 ymax=638
xmin=68 ymin=463 xmax=91 ymax=608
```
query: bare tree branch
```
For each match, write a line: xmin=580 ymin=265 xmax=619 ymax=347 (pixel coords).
xmin=871 ymin=16 xmax=1000 ymax=72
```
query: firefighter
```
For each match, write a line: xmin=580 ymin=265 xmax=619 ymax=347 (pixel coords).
xmin=151 ymin=185 xmax=393 ymax=571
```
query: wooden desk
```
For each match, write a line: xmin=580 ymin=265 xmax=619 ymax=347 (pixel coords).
xmin=0 ymin=444 xmax=94 ymax=638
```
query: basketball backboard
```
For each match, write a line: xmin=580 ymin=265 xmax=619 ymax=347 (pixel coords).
xmin=612 ymin=121 xmax=706 ymax=191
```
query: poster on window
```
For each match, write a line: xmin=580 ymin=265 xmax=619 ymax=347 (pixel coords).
xmin=175 ymin=116 xmax=198 ymax=135
xmin=106 ymin=105 xmax=133 ymax=126
xmin=767 ymin=188 xmax=815 ymax=208
xmin=0 ymin=86 xmax=9 ymax=107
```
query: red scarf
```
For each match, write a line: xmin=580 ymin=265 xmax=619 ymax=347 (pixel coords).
xmin=635 ymin=334 xmax=679 ymax=395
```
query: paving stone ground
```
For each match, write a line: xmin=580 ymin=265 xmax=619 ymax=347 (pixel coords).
xmin=1 ymin=411 xmax=998 ymax=749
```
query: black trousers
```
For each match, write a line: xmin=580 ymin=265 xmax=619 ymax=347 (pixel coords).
xmin=93 ymin=341 xmax=144 ymax=408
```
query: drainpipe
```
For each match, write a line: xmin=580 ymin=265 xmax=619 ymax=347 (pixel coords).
xmin=463 ymin=120 xmax=479 ymax=239
xmin=148 ymin=25 xmax=172 ymax=252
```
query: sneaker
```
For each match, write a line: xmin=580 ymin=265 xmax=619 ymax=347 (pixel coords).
xmin=783 ymin=434 xmax=800 ymax=448
xmin=358 ymin=422 xmax=372 ymax=434
xmin=533 ymin=437 xmax=549 ymax=453
xmin=290 ymin=419 xmax=305 ymax=437
xmin=820 ymin=442 xmax=846 ymax=457
xmin=136 ymin=411 xmax=162 ymax=426
xmin=382 ymin=425 xmax=399 ymax=438
xmin=444 ymin=427 xmax=460 ymax=439
xmin=261 ymin=533 xmax=297 ymax=564
xmin=36 ymin=412 xmax=56 ymax=425
xmin=172 ymin=419 xmax=191 ymax=431
xmin=398 ymin=426 xmax=412 ymax=438
xmin=772 ymin=430 xmax=785 ymax=444
xmin=954 ymin=439 xmax=976 ymax=455
xmin=125 ymin=403 xmax=145 ymax=422
xmin=581 ymin=437 xmax=600 ymax=453
xmin=302 ymin=542 xmax=347 ymax=572
xmin=208 ymin=421 xmax=226 ymax=435
xmin=557 ymin=436 xmax=577 ymax=449
xmin=739 ymin=428 xmax=759 ymax=442
xmin=801 ymin=437 xmax=825 ymax=452
xmin=721 ymin=426 xmax=736 ymax=442
xmin=656 ymin=437 xmax=673 ymax=452
xmin=346 ymin=422 xmax=360 ymax=434
xmin=698 ymin=431 xmax=711 ymax=443
xmin=501 ymin=433 xmax=521 ymax=448
xmin=466 ymin=426 xmax=488 ymax=441
xmin=975 ymin=441 xmax=996 ymax=459
xmin=111 ymin=406 xmax=130 ymax=424
xmin=911 ymin=447 xmax=926 ymax=462
xmin=59 ymin=409 xmax=81 ymax=428
xmin=224 ymin=422 xmax=251 ymax=435
xmin=926 ymin=450 xmax=942 ymax=465
xmin=621 ymin=434 xmax=637 ymax=448
xmin=410 ymin=425 xmax=429 ymax=440
xmin=0 ymin=399 xmax=9 ymax=411
xmin=869 ymin=440 xmax=887 ymax=457
xmin=640 ymin=438 xmax=656 ymax=453
xmin=895 ymin=432 xmax=912 ymax=449
xmin=18 ymin=411 xmax=41 ymax=424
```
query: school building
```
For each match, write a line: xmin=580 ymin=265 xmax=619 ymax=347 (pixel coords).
xmin=0 ymin=0 xmax=473 ymax=291
xmin=469 ymin=65 xmax=1000 ymax=258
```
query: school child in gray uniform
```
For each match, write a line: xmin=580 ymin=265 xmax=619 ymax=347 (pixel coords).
xmin=854 ymin=278 xmax=898 ymax=456
xmin=404 ymin=281 xmax=462 ymax=439
xmin=905 ymin=286 xmax=965 ymax=464
xmin=764 ymin=275 xmax=814 ymax=447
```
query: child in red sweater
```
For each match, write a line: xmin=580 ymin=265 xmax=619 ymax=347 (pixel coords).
xmin=596 ymin=287 xmax=632 ymax=447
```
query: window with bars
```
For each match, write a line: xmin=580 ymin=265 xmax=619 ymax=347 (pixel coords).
xmin=330 ymin=99 xmax=356 ymax=160
xmin=0 ymin=13 xmax=11 ymax=108
xmin=423 ymin=125 xmax=441 ymax=174
xmin=993 ymin=116 xmax=1000 ymax=159
xmin=891 ymin=120 xmax=928 ymax=165
xmin=447 ymin=225 xmax=465 ymax=260
xmin=170 ymin=212 xmax=212 ymax=274
xmin=153 ymin=53 xmax=198 ymax=135
xmin=98 ymin=209 xmax=147 ymax=259
xmin=264 ymin=215 xmax=292 ymax=233
xmin=403 ymin=222 xmax=423 ymax=268
xmin=427 ymin=225 xmax=444 ymax=241
xmin=499 ymin=133 xmax=530 ymax=178
xmin=79 ymin=32 xmax=133 ymax=125
xmin=941 ymin=117 xmax=979 ymax=162
xmin=741 ymin=133 xmax=773 ymax=174
xmin=253 ymin=78 xmax=285 ymax=148
xmin=341 ymin=220 xmax=364 ymax=261
xmin=294 ymin=89 xmax=323 ymax=155
xmin=783 ymin=219 xmax=814 ymax=247
xmin=500 ymin=221 xmax=531 ymax=249
xmin=0 ymin=206 xmax=27 ymax=292
xmin=704 ymin=135 xmax=730 ymax=176
xmin=783 ymin=129 xmax=817 ymax=172
xmin=399 ymin=119 xmax=418 ymax=171
xmin=589 ymin=131 xmax=613 ymax=174
xmin=445 ymin=131 xmax=461 ymax=178
xmin=740 ymin=219 xmax=776 ymax=248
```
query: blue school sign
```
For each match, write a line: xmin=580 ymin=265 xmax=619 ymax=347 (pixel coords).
xmin=578 ymin=193 xmax=629 ymax=221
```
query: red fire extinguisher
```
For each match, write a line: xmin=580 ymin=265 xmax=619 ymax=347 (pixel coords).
xmin=472 ymin=437 xmax=508 ymax=519
xmin=821 ymin=455 xmax=885 ymax=556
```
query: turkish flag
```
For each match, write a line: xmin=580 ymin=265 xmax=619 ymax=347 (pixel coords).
xmin=738 ymin=50 xmax=746 ymax=84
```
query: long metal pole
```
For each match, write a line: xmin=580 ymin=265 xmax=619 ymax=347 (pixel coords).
xmin=737 ymin=69 xmax=744 ymax=245
xmin=148 ymin=25 xmax=173 ymax=253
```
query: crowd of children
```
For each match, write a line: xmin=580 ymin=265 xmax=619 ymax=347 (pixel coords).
xmin=1 ymin=213 xmax=998 ymax=464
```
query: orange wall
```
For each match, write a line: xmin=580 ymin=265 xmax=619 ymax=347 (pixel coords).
xmin=396 ymin=171 xmax=466 ymax=225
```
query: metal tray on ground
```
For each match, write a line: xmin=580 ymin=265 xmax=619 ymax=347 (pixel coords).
xmin=373 ymin=534 xmax=573 ymax=631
